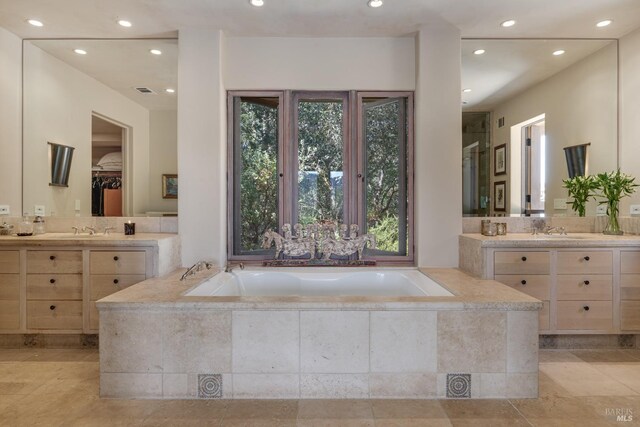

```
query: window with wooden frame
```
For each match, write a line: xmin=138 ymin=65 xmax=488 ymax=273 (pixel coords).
xmin=228 ymin=90 xmax=414 ymax=263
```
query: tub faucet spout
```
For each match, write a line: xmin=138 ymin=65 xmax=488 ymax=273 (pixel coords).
xmin=225 ymin=262 xmax=244 ymax=273
xmin=180 ymin=260 xmax=214 ymax=281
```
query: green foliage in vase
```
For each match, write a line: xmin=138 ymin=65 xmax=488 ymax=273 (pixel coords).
xmin=562 ymin=175 xmax=598 ymax=217
xmin=594 ymin=170 xmax=639 ymax=234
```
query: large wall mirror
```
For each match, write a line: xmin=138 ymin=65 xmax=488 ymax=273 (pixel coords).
xmin=461 ymin=39 xmax=618 ymax=217
xmin=22 ymin=39 xmax=178 ymax=217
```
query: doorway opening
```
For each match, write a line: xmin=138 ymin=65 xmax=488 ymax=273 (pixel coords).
xmin=509 ymin=113 xmax=545 ymax=216
xmin=91 ymin=114 xmax=125 ymax=216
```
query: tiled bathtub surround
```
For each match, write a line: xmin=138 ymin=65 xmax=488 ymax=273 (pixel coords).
xmin=98 ymin=269 xmax=540 ymax=400
xmin=0 ymin=216 xmax=178 ymax=234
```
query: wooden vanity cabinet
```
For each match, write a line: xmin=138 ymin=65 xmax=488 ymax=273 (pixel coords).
xmin=0 ymin=251 xmax=20 ymax=330
xmin=26 ymin=250 xmax=83 ymax=330
xmin=88 ymin=251 xmax=147 ymax=330
xmin=620 ymin=251 xmax=640 ymax=331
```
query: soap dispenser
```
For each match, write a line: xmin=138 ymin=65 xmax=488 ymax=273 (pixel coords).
xmin=33 ymin=216 xmax=46 ymax=235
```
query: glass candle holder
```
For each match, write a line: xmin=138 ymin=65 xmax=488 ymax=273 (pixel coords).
xmin=124 ymin=222 xmax=135 ymax=235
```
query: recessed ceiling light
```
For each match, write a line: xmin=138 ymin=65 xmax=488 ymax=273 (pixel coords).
xmin=74 ymin=49 xmax=87 ymax=55
xmin=368 ymin=0 xmax=383 ymax=7
xmin=149 ymin=49 xmax=162 ymax=55
xmin=596 ymin=19 xmax=612 ymax=28
xmin=501 ymin=19 xmax=516 ymax=28
xmin=462 ymin=101 xmax=468 ymax=105
xmin=165 ymin=88 xmax=176 ymax=93
xmin=250 ymin=0 xmax=264 ymax=6
xmin=553 ymin=50 xmax=565 ymax=56
xmin=463 ymin=88 xmax=472 ymax=93
xmin=118 ymin=20 xmax=132 ymax=27
xmin=473 ymin=49 xmax=486 ymax=55
xmin=27 ymin=19 xmax=43 ymax=27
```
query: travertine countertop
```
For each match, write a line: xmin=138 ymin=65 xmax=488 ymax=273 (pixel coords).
xmin=460 ymin=232 xmax=640 ymax=248
xmin=96 ymin=267 xmax=542 ymax=311
xmin=0 ymin=232 xmax=178 ymax=247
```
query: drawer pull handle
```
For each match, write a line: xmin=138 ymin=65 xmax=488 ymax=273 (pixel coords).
xmin=584 ymin=280 xmax=590 ymax=285
xmin=50 ymin=305 xmax=56 ymax=311
xmin=583 ymin=305 xmax=590 ymax=311
xmin=521 ymin=256 xmax=527 ymax=262
xmin=520 ymin=280 xmax=527 ymax=285
xmin=49 ymin=255 xmax=56 ymax=260
xmin=584 ymin=256 xmax=590 ymax=261
xmin=49 ymin=279 xmax=56 ymax=284
xmin=113 ymin=279 xmax=119 ymax=284
xmin=113 ymin=256 xmax=119 ymax=261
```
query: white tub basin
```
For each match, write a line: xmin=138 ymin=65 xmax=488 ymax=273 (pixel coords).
xmin=185 ymin=268 xmax=454 ymax=297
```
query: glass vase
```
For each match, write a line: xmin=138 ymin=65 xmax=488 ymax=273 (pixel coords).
xmin=603 ymin=201 xmax=623 ymax=235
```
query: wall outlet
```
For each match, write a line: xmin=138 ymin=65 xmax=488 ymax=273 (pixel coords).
xmin=75 ymin=199 xmax=81 ymax=211
xmin=631 ymin=205 xmax=640 ymax=215
xmin=596 ymin=205 xmax=607 ymax=216
xmin=0 ymin=205 xmax=9 ymax=215
xmin=34 ymin=205 xmax=45 ymax=216
xmin=553 ymin=198 xmax=568 ymax=210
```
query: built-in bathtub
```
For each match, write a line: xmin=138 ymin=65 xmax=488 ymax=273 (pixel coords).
xmin=97 ymin=267 xmax=540 ymax=400
xmin=185 ymin=268 xmax=454 ymax=297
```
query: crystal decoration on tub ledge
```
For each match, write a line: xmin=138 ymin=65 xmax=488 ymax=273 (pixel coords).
xmin=262 ymin=223 xmax=376 ymax=260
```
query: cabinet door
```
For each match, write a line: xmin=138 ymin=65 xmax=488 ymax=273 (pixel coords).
xmin=27 ymin=301 xmax=83 ymax=330
xmin=90 ymin=275 xmax=146 ymax=300
xmin=557 ymin=251 xmax=612 ymax=275
xmin=27 ymin=251 xmax=82 ymax=274
xmin=0 ymin=251 xmax=19 ymax=274
xmin=494 ymin=275 xmax=550 ymax=300
xmin=621 ymin=252 xmax=640 ymax=274
xmin=494 ymin=251 xmax=550 ymax=275
xmin=0 ymin=300 xmax=19 ymax=330
xmin=556 ymin=301 xmax=612 ymax=331
xmin=556 ymin=275 xmax=612 ymax=301
xmin=27 ymin=274 xmax=83 ymax=300
xmin=90 ymin=251 xmax=146 ymax=275
xmin=621 ymin=301 xmax=640 ymax=331
xmin=621 ymin=275 xmax=640 ymax=300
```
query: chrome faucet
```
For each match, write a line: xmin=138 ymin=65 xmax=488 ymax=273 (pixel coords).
xmin=180 ymin=260 xmax=214 ymax=281
xmin=104 ymin=227 xmax=115 ymax=236
xmin=71 ymin=226 xmax=80 ymax=235
xmin=82 ymin=226 xmax=96 ymax=235
xmin=225 ymin=262 xmax=245 ymax=273
xmin=544 ymin=226 xmax=567 ymax=235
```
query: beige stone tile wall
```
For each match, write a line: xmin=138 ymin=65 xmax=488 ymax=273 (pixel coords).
xmin=99 ymin=307 xmax=538 ymax=400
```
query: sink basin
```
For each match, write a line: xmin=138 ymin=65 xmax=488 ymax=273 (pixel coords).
xmin=534 ymin=234 xmax=586 ymax=240
xmin=41 ymin=233 xmax=100 ymax=239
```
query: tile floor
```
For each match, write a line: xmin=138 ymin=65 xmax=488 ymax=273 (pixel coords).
xmin=1 ymin=348 xmax=640 ymax=426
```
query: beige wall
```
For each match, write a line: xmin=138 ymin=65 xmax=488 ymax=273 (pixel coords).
xmin=22 ymin=42 xmax=150 ymax=217
xmin=148 ymin=110 xmax=178 ymax=213
xmin=178 ymin=30 xmax=460 ymax=267
xmin=0 ymin=27 xmax=22 ymax=215
xmin=490 ymin=43 xmax=617 ymax=216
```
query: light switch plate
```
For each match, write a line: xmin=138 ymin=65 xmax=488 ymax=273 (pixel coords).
xmin=596 ymin=205 xmax=607 ymax=216
xmin=631 ymin=205 xmax=640 ymax=215
xmin=34 ymin=205 xmax=45 ymax=216
xmin=0 ymin=205 xmax=9 ymax=215
xmin=75 ymin=199 xmax=81 ymax=211
xmin=553 ymin=198 xmax=568 ymax=210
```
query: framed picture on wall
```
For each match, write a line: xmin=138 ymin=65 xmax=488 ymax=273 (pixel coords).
xmin=494 ymin=144 xmax=507 ymax=175
xmin=494 ymin=181 xmax=506 ymax=212
xmin=162 ymin=174 xmax=178 ymax=199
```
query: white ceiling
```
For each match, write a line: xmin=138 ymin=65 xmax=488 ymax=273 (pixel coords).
xmin=0 ymin=0 xmax=639 ymax=38
xmin=29 ymin=39 xmax=178 ymax=111
xmin=461 ymin=39 xmax=615 ymax=111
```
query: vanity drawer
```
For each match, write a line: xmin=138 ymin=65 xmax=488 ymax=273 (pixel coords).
xmin=556 ymin=275 xmax=613 ymax=301
xmin=621 ymin=301 xmax=640 ymax=331
xmin=0 ymin=274 xmax=19 ymax=300
xmin=556 ymin=251 xmax=612 ymax=275
xmin=26 ymin=274 xmax=82 ymax=300
xmin=90 ymin=274 xmax=146 ymax=300
xmin=556 ymin=301 xmax=613 ymax=331
xmin=27 ymin=300 xmax=82 ymax=330
xmin=494 ymin=251 xmax=550 ymax=275
xmin=90 ymin=251 xmax=146 ymax=275
xmin=539 ymin=300 xmax=550 ymax=331
xmin=27 ymin=251 xmax=82 ymax=274
xmin=621 ymin=252 xmax=640 ymax=274
xmin=620 ymin=275 xmax=640 ymax=300
xmin=494 ymin=275 xmax=550 ymax=300
xmin=89 ymin=302 xmax=99 ymax=331
xmin=0 ymin=300 xmax=19 ymax=330
xmin=0 ymin=251 xmax=19 ymax=274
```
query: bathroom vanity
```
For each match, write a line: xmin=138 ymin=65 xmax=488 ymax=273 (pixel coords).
xmin=0 ymin=233 xmax=180 ymax=335
xmin=460 ymin=233 xmax=640 ymax=335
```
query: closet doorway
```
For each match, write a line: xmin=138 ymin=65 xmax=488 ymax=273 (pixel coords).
xmin=91 ymin=114 xmax=127 ymax=216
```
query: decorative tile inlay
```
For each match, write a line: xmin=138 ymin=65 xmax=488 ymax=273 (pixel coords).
xmin=198 ymin=374 xmax=222 ymax=399
xmin=618 ymin=335 xmax=636 ymax=349
xmin=447 ymin=373 xmax=471 ymax=398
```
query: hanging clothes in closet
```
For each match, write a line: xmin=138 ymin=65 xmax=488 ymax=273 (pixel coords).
xmin=92 ymin=174 xmax=122 ymax=216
